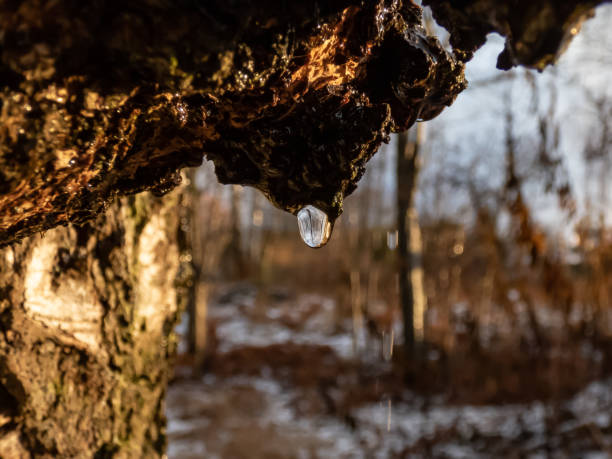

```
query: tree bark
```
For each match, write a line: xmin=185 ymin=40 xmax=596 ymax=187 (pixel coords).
xmin=0 ymin=1 xmax=605 ymax=247
xmin=0 ymin=186 xmax=191 ymax=457
xmin=0 ymin=0 xmax=467 ymax=247
xmin=422 ymin=0 xmax=610 ymax=68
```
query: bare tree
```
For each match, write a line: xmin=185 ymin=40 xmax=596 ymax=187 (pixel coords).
xmin=397 ymin=125 xmax=427 ymax=356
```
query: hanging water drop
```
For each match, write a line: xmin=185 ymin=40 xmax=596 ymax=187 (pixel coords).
xmin=297 ymin=205 xmax=332 ymax=248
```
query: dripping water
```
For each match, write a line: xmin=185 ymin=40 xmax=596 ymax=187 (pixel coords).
xmin=297 ymin=205 xmax=333 ymax=248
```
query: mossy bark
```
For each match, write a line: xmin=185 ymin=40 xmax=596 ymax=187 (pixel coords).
xmin=0 ymin=186 xmax=191 ymax=457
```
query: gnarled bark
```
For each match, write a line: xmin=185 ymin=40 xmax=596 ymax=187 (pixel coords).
xmin=423 ymin=0 xmax=611 ymax=69
xmin=1 ymin=1 xmax=608 ymax=245
xmin=0 ymin=188 xmax=190 ymax=457
xmin=0 ymin=0 xmax=465 ymax=246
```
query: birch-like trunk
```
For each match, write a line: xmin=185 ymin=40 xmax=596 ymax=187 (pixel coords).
xmin=0 ymin=189 xmax=189 ymax=457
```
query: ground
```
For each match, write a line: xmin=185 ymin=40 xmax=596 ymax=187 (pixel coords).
xmin=166 ymin=283 xmax=612 ymax=458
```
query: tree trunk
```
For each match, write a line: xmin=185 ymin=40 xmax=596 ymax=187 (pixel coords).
xmin=396 ymin=125 xmax=427 ymax=357
xmin=0 ymin=187 xmax=191 ymax=457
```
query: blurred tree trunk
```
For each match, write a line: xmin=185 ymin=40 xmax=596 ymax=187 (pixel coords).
xmin=0 ymin=188 xmax=192 ymax=457
xmin=397 ymin=126 xmax=427 ymax=357
xmin=226 ymin=186 xmax=246 ymax=279
xmin=183 ymin=170 xmax=207 ymax=369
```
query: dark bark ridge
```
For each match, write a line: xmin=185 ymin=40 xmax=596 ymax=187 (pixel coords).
xmin=0 ymin=0 xmax=464 ymax=246
xmin=422 ymin=0 xmax=611 ymax=69
xmin=0 ymin=0 xmax=607 ymax=246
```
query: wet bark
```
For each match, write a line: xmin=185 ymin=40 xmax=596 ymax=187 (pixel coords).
xmin=423 ymin=0 xmax=611 ymax=69
xmin=0 ymin=0 xmax=469 ymax=247
xmin=1 ymin=1 xmax=607 ymax=247
xmin=0 ymin=187 xmax=191 ymax=457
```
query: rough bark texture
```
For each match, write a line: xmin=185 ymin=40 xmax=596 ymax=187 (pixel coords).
xmin=423 ymin=0 xmax=611 ymax=69
xmin=1 ymin=1 xmax=608 ymax=246
xmin=0 ymin=187 xmax=190 ymax=457
xmin=0 ymin=0 xmax=468 ymax=247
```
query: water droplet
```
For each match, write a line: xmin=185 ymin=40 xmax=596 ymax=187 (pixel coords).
xmin=297 ymin=205 xmax=332 ymax=248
